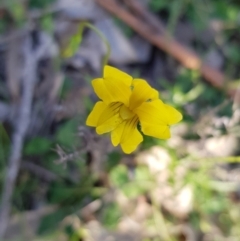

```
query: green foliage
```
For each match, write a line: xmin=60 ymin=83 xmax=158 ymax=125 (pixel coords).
xmin=55 ymin=119 xmax=79 ymax=148
xmin=59 ymin=76 xmax=74 ymax=99
xmin=40 ymin=15 xmax=54 ymax=33
xmin=211 ymin=0 xmax=239 ymax=20
xmin=225 ymin=44 xmax=240 ymax=64
xmin=28 ymin=0 xmax=56 ymax=9
xmin=61 ymin=24 xmax=84 ymax=58
xmin=110 ymin=164 xmax=129 ymax=187
xmin=8 ymin=1 xmax=25 ymax=27
xmin=121 ymin=166 xmax=154 ymax=199
xmin=101 ymin=203 xmax=122 ymax=230
xmin=113 ymin=18 xmax=133 ymax=37
xmin=38 ymin=207 xmax=74 ymax=234
xmin=24 ymin=137 xmax=53 ymax=155
xmin=110 ymin=164 xmax=154 ymax=198
xmin=148 ymin=0 xmax=169 ymax=12
xmin=106 ymin=151 xmax=122 ymax=171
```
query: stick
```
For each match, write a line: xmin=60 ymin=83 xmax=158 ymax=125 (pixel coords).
xmin=0 ymin=102 xmax=10 ymax=122
xmin=96 ymin=0 xmax=232 ymax=96
xmin=0 ymin=34 xmax=46 ymax=238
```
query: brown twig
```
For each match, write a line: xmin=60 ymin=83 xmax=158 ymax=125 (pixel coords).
xmin=96 ymin=0 xmax=233 ymax=96
xmin=123 ymin=0 xmax=165 ymax=33
xmin=54 ymin=144 xmax=83 ymax=168
xmin=54 ymin=127 xmax=90 ymax=167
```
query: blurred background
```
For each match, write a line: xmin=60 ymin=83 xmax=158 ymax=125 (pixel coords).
xmin=0 ymin=0 xmax=240 ymax=240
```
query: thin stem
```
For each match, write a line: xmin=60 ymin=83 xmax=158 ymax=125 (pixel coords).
xmin=82 ymin=22 xmax=111 ymax=74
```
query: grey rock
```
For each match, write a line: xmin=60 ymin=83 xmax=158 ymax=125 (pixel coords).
xmin=57 ymin=0 xmax=107 ymax=21
xmin=96 ymin=18 xmax=139 ymax=65
xmin=204 ymin=48 xmax=224 ymax=69
xmin=205 ymin=135 xmax=239 ymax=157
xmin=131 ymin=35 xmax=151 ymax=63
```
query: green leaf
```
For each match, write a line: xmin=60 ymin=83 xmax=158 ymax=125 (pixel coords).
xmin=24 ymin=137 xmax=52 ymax=155
xmin=110 ymin=164 xmax=129 ymax=187
xmin=38 ymin=207 xmax=73 ymax=235
xmin=41 ymin=15 xmax=54 ymax=33
xmin=28 ymin=0 xmax=56 ymax=9
xmin=149 ymin=0 xmax=168 ymax=12
xmin=121 ymin=181 xmax=150 ymax=199
xmin=106 ymin=151 xmax=122 ymax=171
xmin=135 ymin=165 xmax=152 ymax=181
xmin=55 ymin=119 xmax=79 ymax=148
xmin=121 ymin=166 xmax=154 ymax=198
xmin=101 ymin=203 xmax=121 ymax=230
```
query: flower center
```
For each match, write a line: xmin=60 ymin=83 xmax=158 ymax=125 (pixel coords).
xmin=119 ymin=104 xmax=135 ymax=120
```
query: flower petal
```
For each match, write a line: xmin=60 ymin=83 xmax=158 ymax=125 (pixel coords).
xmin=111 ymin=121 xmax=125 ymax=146
xmin=104 ymin=66 xmax=133 ymax=105
xmin=140 ymin=122 xmax=171 ymax=139
xmin=97 ymin=102 xmax=122 ymax=125
xmin=164 ymin=104 xmax=183 ymax=124
xmin=104 ymin=65 xmax=132 ymax=84
xmin=92 ymin=65 xmax=133 ymax=104
xmin=86 ymin=101 xmax=107 ymax=127
xmin=97 ymin=114 xmax=122 ymax=134
xmin=129 ymin=79 xmax=159 ymax=110
xmin=96 ymin=102 xmax=123 ymax=134
xmin=92 ymin=78 xmax=114 ymax=104
xmin=134 ymin=99 xmax=182 ymax=126
xmin=121 ymin=129 xmax=143 ymax=154
xmin=92 ymin=72 xmax=132 ymax=105
xmin=111 ymin=116 xmax=143 ymax=153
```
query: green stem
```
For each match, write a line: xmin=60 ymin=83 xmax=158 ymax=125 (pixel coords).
xmin=81 ymin=22 xmax=111 ymax=74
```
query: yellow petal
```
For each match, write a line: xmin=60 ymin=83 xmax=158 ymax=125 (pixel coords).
xmin=86 ymin=101 xmax=107 ymax=127
xmin=92 ymin=65 xmax=133 ymax=105
xmin=164 ymin=104 xmax=183 ymax=124
xmin=129 ymin=79 xmax=159 ymax=110
xmin=140 ymin=122 xmax=171 ymax=139
xmin=119 ymin=105 xmax=135 ymax=120
xmin=104 ymin=66 xmax=133 ymax=105
xmin=96 ymin=102 xmax=123 ymax=134
xmin=92 ymin=78 xmax=114 ymax=104
xmin=97 ymin=114 xmax=122 ymax=134
xmin=134 ymin=99 xmax=182 ymax=126
xmin=97 ymin=102 xmax=122 ymax=125
xmin=111 ymin=121 xmax=125 ymax=146
xmin=121 ymin=130 xmax=143 ymax=154
xmin=104 ymin=65 xmax=132 ymax=84
xmin=92 ymin=74 xmax=132 ymax=105
xmin=111 ymin=116 xmax=143 ymax=153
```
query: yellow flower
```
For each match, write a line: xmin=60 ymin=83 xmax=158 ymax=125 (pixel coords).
xmin=86 ymin=66 xmax=182 ymax=154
